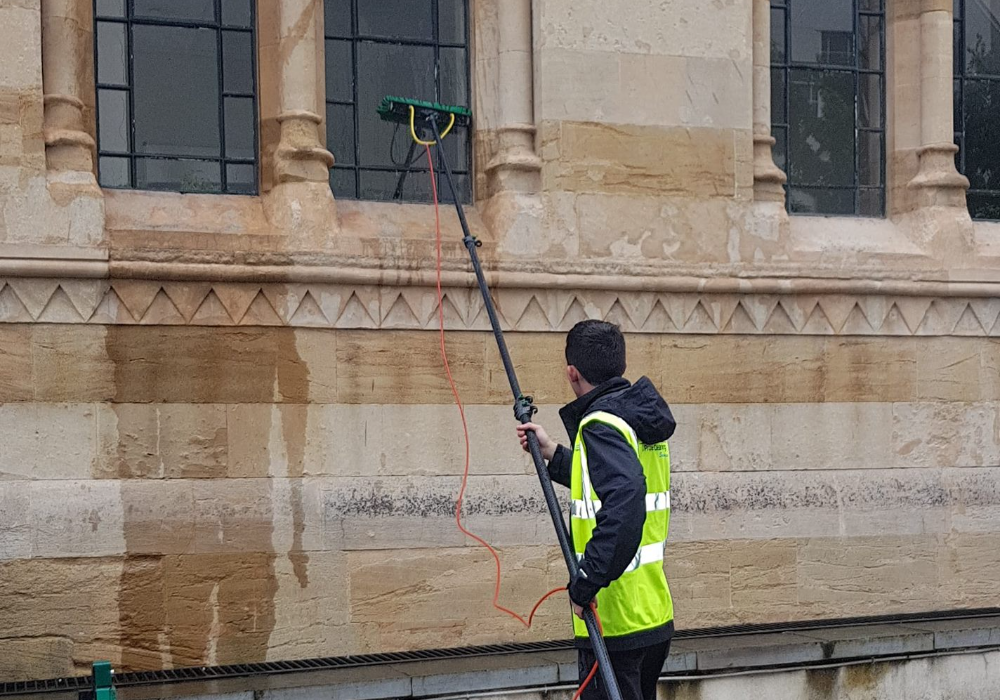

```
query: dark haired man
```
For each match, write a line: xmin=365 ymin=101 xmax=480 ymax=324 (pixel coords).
xmin=517 ymin=320 xmax=676 ymax=700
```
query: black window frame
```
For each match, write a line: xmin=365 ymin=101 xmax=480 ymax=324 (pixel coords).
xmin=954 ymin=0 xmax=1000 ymax=221
xmin=323 ymin=0 xmax=472 ymax=204
xmin=771 ymin=0 xmax=886 ymax=217
xmin=93 ymin=0 xmax=260 ymax=195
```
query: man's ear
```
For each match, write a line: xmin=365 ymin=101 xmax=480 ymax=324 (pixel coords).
xmin=566 ymin=365 xmax=579 ymax=385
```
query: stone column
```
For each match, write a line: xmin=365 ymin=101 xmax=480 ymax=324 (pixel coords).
xmin=263 ymin=0 xmax=338 ymax=242
xmin=475 ymin=0 xmax=543 ymax=254
xmin=751 ymin=0 xmax=786 ymax=202
xmin=274 ymin=0 xmax=334 ymax=184
xmin=482 ymin=0 xmax=541 ymax=198
xmin=41 ymin=0 xmax=98 ymax=186
xmin=908 ymin=0 xmax=968 ymax=207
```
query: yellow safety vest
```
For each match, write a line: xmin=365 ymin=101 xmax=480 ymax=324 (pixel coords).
xmin=569 ymin=411 xmax=673 ymax=640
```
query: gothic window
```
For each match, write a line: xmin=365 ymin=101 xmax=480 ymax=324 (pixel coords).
xmin=94 ymin=0 xmax=258 ymax=194
xmin=954 ymin=0 xmax=1000 ymax=220
xmin=771 ymin=0 xmax=885 ymax=216
xmin=323 ymin=0 xmax=471 ymax=203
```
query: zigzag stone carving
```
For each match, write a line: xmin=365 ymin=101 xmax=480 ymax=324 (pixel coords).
xmin=0 ymin=278 xmax=999 ymax=336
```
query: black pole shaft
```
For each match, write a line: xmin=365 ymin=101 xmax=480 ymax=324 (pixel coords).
xmin=427 ymin=117 xmax=623 ymax=700
xmin=393 ymin=139 xmax=419 ymax=200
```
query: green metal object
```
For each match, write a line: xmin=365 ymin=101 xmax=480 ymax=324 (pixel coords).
xmin=92 ymin=662 xmax=116 ymax=700
xmin=376 ymin=95 xmax=472 ymax=128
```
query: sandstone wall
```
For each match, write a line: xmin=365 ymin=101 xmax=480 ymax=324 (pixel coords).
xmin=2 ymin=324 xmax=999 ymax=678
xmin=0 ymin=0 xmax=999 ymax=684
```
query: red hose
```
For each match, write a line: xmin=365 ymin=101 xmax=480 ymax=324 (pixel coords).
xmin=425 ymin=145 xmax=600 ymax=698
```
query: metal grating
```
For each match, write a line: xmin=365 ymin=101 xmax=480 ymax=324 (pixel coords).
xmin=4 ymin=608 xmax=999 ymax=697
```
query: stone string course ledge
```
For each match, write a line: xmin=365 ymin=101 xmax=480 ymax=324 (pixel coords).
xmin=1 ymin=278 xmax=1000 ymax=336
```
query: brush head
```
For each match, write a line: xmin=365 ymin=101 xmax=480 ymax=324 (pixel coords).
xmin=377 ymin=95 xmax=472 ymax=128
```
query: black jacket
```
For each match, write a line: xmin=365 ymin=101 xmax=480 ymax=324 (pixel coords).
xmin=547 ymin=376 xmax=676 ymax=650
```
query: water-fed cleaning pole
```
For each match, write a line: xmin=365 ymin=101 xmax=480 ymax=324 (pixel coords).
xmin=405 ymin=106 xmax=625 ymax=700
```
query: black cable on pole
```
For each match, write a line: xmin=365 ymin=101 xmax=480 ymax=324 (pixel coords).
xmin=427 ymin=115 xmax=624 ymax=700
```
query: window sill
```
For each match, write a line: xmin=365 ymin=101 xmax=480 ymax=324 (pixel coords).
xmin=972 ymin=219 xmax=1000 ymax=267
xmin=787 ymin=214 xmax=928 ymax=262
xmin=103 ymin=188 xmax=490 ymax=263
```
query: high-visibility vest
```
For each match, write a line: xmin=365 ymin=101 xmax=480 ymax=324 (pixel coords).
xmin=570 ymin=411 xmax=673 ymax=640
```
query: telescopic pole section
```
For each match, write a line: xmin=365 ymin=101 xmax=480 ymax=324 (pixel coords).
xmin=427 ymin=116 xmax=624 ymax=700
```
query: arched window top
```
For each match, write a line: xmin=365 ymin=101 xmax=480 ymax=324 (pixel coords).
xmin=323 ymin=0 xmax=471 ymax=204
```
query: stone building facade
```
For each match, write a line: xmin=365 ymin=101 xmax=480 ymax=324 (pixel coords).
xmin=1 ymin=0 xmax=999 ymax=683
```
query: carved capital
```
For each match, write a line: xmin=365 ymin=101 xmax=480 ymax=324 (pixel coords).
xmin=908 ymin=142 xmax=970 ymax=208
xmin=483 ymin=124 xmax=541 ymax=197
xmin=753 ymin=134 xmax=788 ymax=203
xmin=43 ymin=96 xmax=97 ymax=177
xmin=274 ymin=110 xmax=335 ymax=184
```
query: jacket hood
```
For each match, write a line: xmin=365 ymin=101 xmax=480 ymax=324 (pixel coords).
xmin=559 ymin=376 xmax=676 ymax=445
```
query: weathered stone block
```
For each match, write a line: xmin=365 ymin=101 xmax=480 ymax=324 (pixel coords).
xmin=321 ymin=475 xmax=556 ymax=550
xmin=664 ymin=540 xmax=732 ymax=626
xmin=0 ymin=326 xmax=32 ymax=400
xmin=915 ymin=339 xmax=986 ymax=401
xmin=697 ymin=404 xmax=772 ymax=471
xmin=119 ymin=552 xmax=279 ymax=669
xmin=947 ymin=469 xmax=1000 ymax=536
xmin=337 ymin=330 xmax=488 ymax=405
xmin=188 ymin=478 xmax=321 ymax=555
xmin=120 ymin=480 xmax=196 ymax=555
xmin=729 ymin=540 xmax=798 ymax=618
xmin=33 ymin=326 xmax=114 ymax=402
xmin=0 ymin=4 xmax=42 ymax=93
xmin=670 ymin=471 xmax=841 ymax=542
xmin=660 ymin=337 xmax=927 ymax=404
xmin=291 ymin=329 xmax=338 ymax=403
xmin=835 ymin=468 xmax=952 ymax=537
xmin=937 ymin=533 xmax=1000 ymax=607
xmin=538 ymin=0 xmax=750 ymax=61
xmin=98 ymin=404 xmax=228 ymax=479
xmin=104 ymin=327 xmax=313 ymax=404
xmin=540 ymin=51 xmax=751 ymax=130
xmin=574 ymin=195 xmax=745 ymax=263
xmin=0 ymin=403 xmax=97 ymax=479
xmin=542 ymin=122 xmax=746 ymax=199
xmin=267 ymin=552 xmax=355 ymax=661
xmin=892 ymin=402 xmax=1000 ymax=469
xmin=30 ymin=480 xmax=125 ymax=558
xmin=796 ymin=536 xmax=940 ymax=617
xmin=0 ymin=557 xmax=123 ymax=669
xmin=487 ymin=333 xmax=575 ymax=406
xmin=0 ymin=637 xmax=75 ymax=681
xmin=771 ymin=403 xmax=893 ymax=470
xmin=0 ymin=481 xmax=31 ymax=559
xmin=348 ymin=546 xmax=560 ymax=648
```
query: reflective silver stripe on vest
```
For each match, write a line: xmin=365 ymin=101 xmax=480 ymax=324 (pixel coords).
xmin=570 ymin=491 xmax=670 ymax=520
xmin=576 ymin=541 xmax=665 ymax=574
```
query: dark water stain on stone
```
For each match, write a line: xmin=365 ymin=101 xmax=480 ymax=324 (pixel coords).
xmin=275 ymin=326 xmax=310 ymax=589
xmin=107 ymin=327 xmax=280 ymax=670
xmin=843 ymin=660 xmax=889 ymax=691
xmin=804 ymin=666 xmax=838 ymax=699
xmin=661 ymin=679 xmax=702 ymax=700
xmin=327 ymin=487 xmax=551 ymax=518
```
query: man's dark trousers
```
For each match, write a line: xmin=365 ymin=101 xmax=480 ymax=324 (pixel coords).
xmin=577 ymin=640 xmax=671 ymax=700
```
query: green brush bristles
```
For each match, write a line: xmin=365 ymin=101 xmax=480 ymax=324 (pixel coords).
xmin=377 ymin=96 xmax=472 ymax=128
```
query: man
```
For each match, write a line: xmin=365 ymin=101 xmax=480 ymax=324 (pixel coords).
xmin=516 ymin=320 xmax=676 ymax=700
